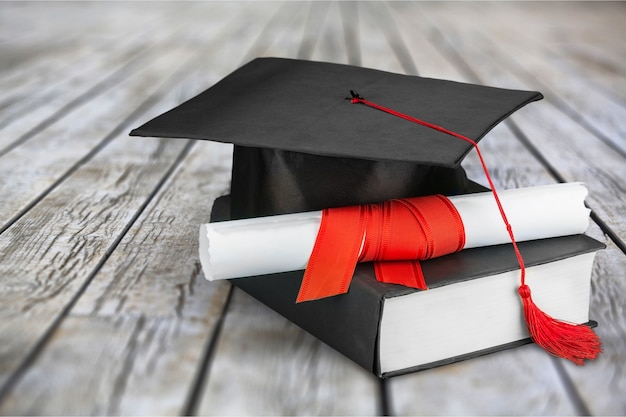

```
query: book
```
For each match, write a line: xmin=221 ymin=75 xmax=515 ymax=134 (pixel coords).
xmin=210 ymin=195 xmax=603 ymax=378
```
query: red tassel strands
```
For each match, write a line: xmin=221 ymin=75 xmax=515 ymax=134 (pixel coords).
xmin=348 ymin=91 xmax=602 ymax=365
xmin=518 ymin=285 xmax=601 ymax=365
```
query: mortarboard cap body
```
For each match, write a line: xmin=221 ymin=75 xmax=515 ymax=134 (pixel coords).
xmin=130 ymin=57 xmax=542 ymax=218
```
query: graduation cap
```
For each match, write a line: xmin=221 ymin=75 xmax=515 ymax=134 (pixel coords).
xmin=130 ymin=58 xmax=601 ymax=364
xmin=130 ymin=57 xmax=542 ymax=219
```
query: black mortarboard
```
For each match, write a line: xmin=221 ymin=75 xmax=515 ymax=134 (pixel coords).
xmin=130 ymin=57 xmax=542 ymax=218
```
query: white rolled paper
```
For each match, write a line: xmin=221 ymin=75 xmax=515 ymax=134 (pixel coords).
xmin=199 ymin=183 xmax=590 ymax=281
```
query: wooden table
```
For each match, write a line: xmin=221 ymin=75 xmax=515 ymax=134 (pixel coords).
xmin=0 ymin=1 xmax=624 ymax=415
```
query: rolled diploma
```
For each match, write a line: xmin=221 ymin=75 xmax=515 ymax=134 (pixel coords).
xmin=200 ymin=183 xmax=590 ymax=281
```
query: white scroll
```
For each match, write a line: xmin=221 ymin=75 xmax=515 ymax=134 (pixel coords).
xmin=199 ymin=183 xmax=590 ymax=281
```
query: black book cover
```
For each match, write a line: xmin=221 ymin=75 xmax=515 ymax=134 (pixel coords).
xmin=210 ymin=195 xmax=603 ymax=378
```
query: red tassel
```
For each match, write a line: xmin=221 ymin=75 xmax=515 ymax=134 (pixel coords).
xmin=518 ymin=285 xmax=602 ymax=365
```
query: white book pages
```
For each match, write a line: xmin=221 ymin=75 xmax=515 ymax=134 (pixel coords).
xmin=378 ymin=251 xmax=596 ymax=374
xmin=199 ymin=183 xmax=590 ymax=281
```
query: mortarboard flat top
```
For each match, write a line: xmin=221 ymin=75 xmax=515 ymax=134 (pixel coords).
xmin=130 ymin=57 xmax=542 ymax=168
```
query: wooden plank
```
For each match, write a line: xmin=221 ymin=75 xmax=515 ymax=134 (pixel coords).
xmin=0 ymin=37 xmax=89 ymax=102
xmin=356 ymin=3 xmax=406 ymax=74
xmin=0 ymin=46 xmax=159 ymax=155
xmin=337 ymin=1 xmax=362 ymax=67
xmin=195 ymin=3 xmax=382 ymax=413
xmin=67 ymin=141 xmax=234 ymax=319
xmin=0 ymin=43 xmax=204 ymax=391
xmin=0 ymin=3 xmax=171 ymax=102
xmin=0 ymin=2 xmax=381 ymax=414
xmin=0 ymin=11 xmax=194 ymax=154
xmin=387 ymin=3 xmax=626 ymax=415
xmin=0 ymin=47 xmax=194 ymax=226
xmin=565 ymin=200 xmax=626 ymax=415
xmin=426 ymin=2 xmax=626 ymax=160
xmin=0 ymin=2 xmax=623 ymax=415
xmin=0 ymin=315 xmax=143 ymax=415
xmin=297 ymin=1 xmax=331 ymax=60
xmin=310 ymin=1 xmax=346 ymax=64
xmin=384 ymin=2 xmax=580 ymax=413
xmin=487 ymin=2 xmax=626 ymax=104
xmin=0 ymin=274 xmax=231 ymax=415
xmin=0 ymin=1 xmax=235 ymax=222
xmin=0 ymin=2 xmax=246 ymax=411
xmin=389 ymin=345 xmax=580 ymax=416
xmin=572 ymin=229 xmax=626 ymax=415
xmin=197 ymin=289 xmax=380 ymax=416
xmin=0 ymin=132 xmax=189 ymax=387
xmin=360 ymin=2 xmax=418 ymax=75
xmin=239 ymin=2 xmax=309 ymax=63
xmin=414 ymin=3 xmax=626 ymax=245
xmin=0 ymin=310 xmax=224 ymax=415
xmin=193 ymin=3 xmax=623 ymax=415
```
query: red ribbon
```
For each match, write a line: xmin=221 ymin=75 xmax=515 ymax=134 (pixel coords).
xmin=296 ymin=195 xmax=465 ymax=302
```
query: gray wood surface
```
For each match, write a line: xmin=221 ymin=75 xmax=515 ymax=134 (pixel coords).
xmin=0 ymin=1 xmax=624 ymax=415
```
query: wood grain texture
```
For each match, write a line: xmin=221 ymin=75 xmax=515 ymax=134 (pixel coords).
xmin=388 ymin=3 xmax=626 ymax=415
xmin=0 ymin=311 xmax=228 ymax=415
xmin=0 ymin=3 xmax=180 ymax=149
xmin=412 ymin=3 xmax=626 ymax=245
xmin=0 ymin=3 xmax=241 ymax=412
xmin=0 ymin=47 xmax=195 ymax=225
xmin=195 ymin=3 xmax=384 ymax=414
xmin=447 ymin=2 xmax=626 ymax=157
xmin=198 ymin=289 xmax=380 ymax=416
xmin=0 ymin=132 xmax=188 ymax=377
xmin=0 ymin=14 xmax=218 ymax=391
xmin=0 ymin=1 xmax=624 ymax=415
xmin=389 ymin=345 xmax=581 ymax=416
xmin=487 ymin=2 xmax=626 ymax=104
xmin=375 ymin=4 xmax=591 ymax=414
xmin=0 ymin=2 xmax=384 ymax=414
